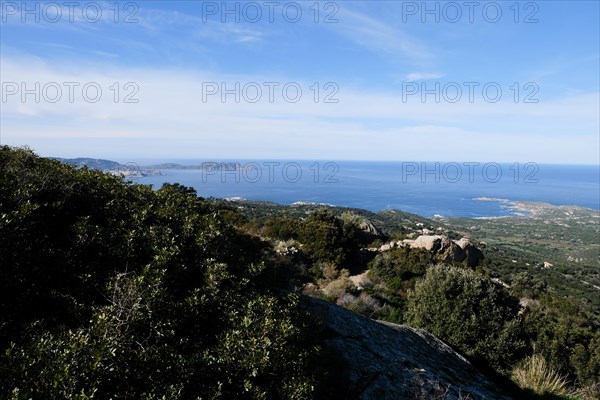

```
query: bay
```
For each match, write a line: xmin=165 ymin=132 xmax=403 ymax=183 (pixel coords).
xmin=131 ymin=161 xmax=600 ymax=218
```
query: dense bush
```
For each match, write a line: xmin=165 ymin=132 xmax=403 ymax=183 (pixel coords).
xmin=264 ymin=216 xmax=300 ymax=241
xmin=265 ymin=208 xmax=366 ymax=273
xmin=0 ymin=146 xmax=320 ymax=399
xmin=522 ymin=297 xmax=600 ymax=389
xmin=509 ymin=272 xmax=548 ymax=299
xmin=368 ymin=247 xmax=432 ymax=292
xmin=406 ymin=265 xmax=525 ymax=372
xmin=362 ymin=247 xmax=434 ymax=321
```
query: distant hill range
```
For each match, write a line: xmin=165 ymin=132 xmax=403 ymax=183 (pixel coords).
xmin=51 ymin=157 xmax=163 ymax=178
xmin=146 ymin=162 xmax=255 ymax=171
xmin=52 ymin=158 xmax=255 ymax=172
xmin=51 ymin=157 xmax=123 ymax=170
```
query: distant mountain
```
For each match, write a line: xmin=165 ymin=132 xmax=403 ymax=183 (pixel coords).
xmin=146 ymin=162 xmax=256 ymax=171
xmin=52 ymin=158 xmax=251 ymax=172
xmin=51 ymin=157 xmax=163 ymax=177
xmin=51 ymin=157 xmax=122 ymax=170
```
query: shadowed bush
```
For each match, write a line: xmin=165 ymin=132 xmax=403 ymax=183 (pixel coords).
xmin=0 ymin=146 xmax=322 ymax=399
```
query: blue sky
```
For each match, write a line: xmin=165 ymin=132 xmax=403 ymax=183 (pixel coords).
xmin=1 ymin=0 xmax=599 ymax=163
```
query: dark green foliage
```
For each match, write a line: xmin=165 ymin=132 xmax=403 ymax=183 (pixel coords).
xmin=2 ymin=146 xmax=597 ymax=397
xmin=265 ymin=216 xmax=300 ymax=241
xmin=298 ymin=209 xmax=347 ymax=267
xmin=522 ymin=297 xmax=600 ymax=387
xmin=161 ymin=182 xmax=203 ymax=197
xmin=448 ymin=212 xmax=600 ymax=315
xmin=510 ymin=272 xmax=548 ymax=299
xmin=406 ymin=265 xmax=526 ymax=372
xmin=363 ymin=247 xmax=434 ymax=321
xmin=368 ymin=247 xmax=432 ymax=292
xmin=264 ymin=208 xmax=367 ymax=274
xmin=0 ymin=146 xmax=320 ymax=399
xmin=203 ymin=293 xmax=318 ymax=399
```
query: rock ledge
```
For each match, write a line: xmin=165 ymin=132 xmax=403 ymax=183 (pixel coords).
xmin=302 ymin=296 xmax=511 ymax=400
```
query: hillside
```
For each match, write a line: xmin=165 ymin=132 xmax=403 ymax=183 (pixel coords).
xmin=210 ymin=199 xmax=599 ymax=398
xmin=1 ymin=147 xmax=598 ymax=399
xmin=217 ymin=197 xmax=600 ymax=318
xmin=444 ymin=200 xmax=600 ymax=315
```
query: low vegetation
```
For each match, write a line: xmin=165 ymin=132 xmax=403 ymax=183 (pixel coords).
xmin=0 ymin=146 xmax=321 ymax=399
xmin=1 ymin=146 xmax=598 ymax=399
xmin=512 ymin=355 xmax=571 ymax=397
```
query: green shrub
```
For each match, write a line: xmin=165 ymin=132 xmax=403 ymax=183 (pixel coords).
xmin=368 ymin=247 xmax=432 ymax=292
xmin=0 ymin=146 xmax=320 ymax=399
xmin=522 ymin=299 xmax=600 ymax=388
xmin=406 ymin=265 xmax=525 ymax=372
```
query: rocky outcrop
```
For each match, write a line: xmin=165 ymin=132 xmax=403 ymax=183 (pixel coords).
xmin=409 ymin=235 xmax=484 ymax=268
xmin=379 ymin=243 xmax=394 ymax=252
xmin=302 ymin=296 xmax=511 ymax=400
xmin=457 ymin=238 xmax=485 ymax=268
xmin=375 ymin=235 xmax=484 ymax=268
xmin=411 ymin=235 xmax=444 ymax=252
xmin=359 ymin=219 xmax=381 ymax=237
xmin=437 ymin=238 xmax=467 ymax=264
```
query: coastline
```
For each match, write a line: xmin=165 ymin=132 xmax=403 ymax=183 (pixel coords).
xmin=472 ymin=197 xmax=600 ymax=219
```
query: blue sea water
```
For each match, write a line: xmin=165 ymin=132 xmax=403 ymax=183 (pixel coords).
xmin=131 ymin=161 xmax=600 ymax=218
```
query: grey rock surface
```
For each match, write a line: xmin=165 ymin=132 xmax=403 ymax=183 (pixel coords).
xmin=360 ymin=219 xmax=381 ymax=236
xmin=302 ymin=296 xmax=512 ymax=400
xmin=408 ymin=235 xmax=485 ymax=268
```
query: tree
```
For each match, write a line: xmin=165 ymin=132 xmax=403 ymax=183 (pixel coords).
xmin=406 ymin=265 xmax=525 ymax=372
xmin=298 ymin=208 xmax=346 ymax=267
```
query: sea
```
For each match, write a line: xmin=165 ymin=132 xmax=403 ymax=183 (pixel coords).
xmin=127 ymin=160 xmax=600 ymax=218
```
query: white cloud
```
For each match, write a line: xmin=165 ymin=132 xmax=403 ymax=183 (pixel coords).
xmin=1 ymin=56 xmax=598 ymax=164
xmin=405 ymin=72 xmax=445 ymax=81
xmin=332 ymin=8 xmax=433 ymax=62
